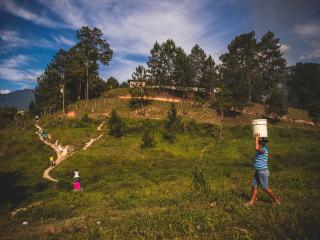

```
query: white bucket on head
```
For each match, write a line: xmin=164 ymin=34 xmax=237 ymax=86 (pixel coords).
xmin=252 ymin=119 xmax=268 ymax=138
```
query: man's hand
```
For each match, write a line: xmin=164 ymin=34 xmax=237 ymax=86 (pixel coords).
xmin=255 ymin=133 xmax=260 ymax=140
xmin=255 ymin=133 xmax=264 ymax=153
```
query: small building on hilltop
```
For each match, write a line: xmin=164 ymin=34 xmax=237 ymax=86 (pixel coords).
xmin=128 ymin=80 xmax=146 ymax=88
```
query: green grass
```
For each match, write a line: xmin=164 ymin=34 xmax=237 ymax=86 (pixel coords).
xmin=287 ymin=107 xmax=313 ymax=121
xmin=41 ymin=118 xmax=102 ymax=149
xmin=0 ymin=117 xmax=319 ymax=239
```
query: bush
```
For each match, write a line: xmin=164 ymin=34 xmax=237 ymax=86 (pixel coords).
xmin=163 ymin=103 xmax=181 ymax=143
xmin=81 ymin=113 xmax=92 ymax=123
xmin=108 ymin=109 xmax=126 ymax=137
xmin=265 ymin=88 xmax=288 ymax=117
xmin=185 ymin=119 xmax=200 ymax=135
xmin=185 ymin=120 xmax=218 ymax=137
xmin=141 ymin=119 xmax=155 ymax=148
xmin=191 ymin=168 xmax=208 ymax=192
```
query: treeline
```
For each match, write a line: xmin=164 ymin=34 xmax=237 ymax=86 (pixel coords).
xmin=31 ymin=26 xmax=320 ymax=121
xmin=31 ymin=26 xmax=113 ymax=115
xmin=132 ymin=31 xmax=288 ymax=116
xmin=132 ymin=31 xmax=319 ymax=121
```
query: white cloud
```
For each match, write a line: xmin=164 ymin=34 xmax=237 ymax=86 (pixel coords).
xmin=294 ymin=22 xmax=320 ymax=35
xmin=53 ymin=35 xmax=75 ymax=47
xmin=0 ymin=55 xmax=42 ymax=85
xmin=0 ymin=30 xmax=75 ymax=50
xmin=0 ymin=0 xmax=66 ymax=29
xmin=0 ymin=30 xmax=29 ymax=47
xmin=102 ymin=54 xmax=147 ymax=81
xmin=0 ymin=89 xmax=11 ymax=94
xmin=280 ymin=43 xmax=290 ymax=53
xmin=300 ymin=49 xmax=320 ymax=60
xmin=40 ymin=0 xmax=227 ymax=80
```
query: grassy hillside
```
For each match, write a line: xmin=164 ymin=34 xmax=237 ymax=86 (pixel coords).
xmin=0 ymin=91 xmax=319 ymax=239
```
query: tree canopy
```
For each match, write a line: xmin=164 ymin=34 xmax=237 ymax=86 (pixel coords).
xmin=34 ymin=26 xmax=113 ymax=115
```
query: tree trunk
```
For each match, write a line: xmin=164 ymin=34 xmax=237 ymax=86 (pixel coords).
xmin=219 ymin=106 xmax=224 ymax=141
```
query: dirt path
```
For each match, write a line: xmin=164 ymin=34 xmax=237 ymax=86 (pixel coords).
xmin=36 ymin=122 xmax=105 ymax=182
xmin=10 ymin=123 xmax=105 ymax=217
xmin=118 ymin=95 xmax=181 ymax=103
xmin=83 ymin=122 xmax=105 ymax=150
xmin=35 ymin=124 xmax=72 ymax=182
xmin=10 ymin=201 xmax=43 ymax=217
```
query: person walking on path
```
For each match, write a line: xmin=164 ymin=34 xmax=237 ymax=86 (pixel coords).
xmin=73 ymin=170 xmax=80 ymax=180
xmin=245 ymin=133 xmax=281 ymax=207
xmin=40 ymin=130 xmax=47 ymax=141
xmin=49 ymin=154 xmax=54 ymax=166
xmin=73 ymin=179 xmax=81 ymax=191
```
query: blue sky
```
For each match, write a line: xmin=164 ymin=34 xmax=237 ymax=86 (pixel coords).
xmin=0 ymin=0 xmax=319 ymax=93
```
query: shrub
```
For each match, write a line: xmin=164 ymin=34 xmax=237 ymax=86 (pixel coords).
xmin=163 ymin=103 xmax=181 ymax=143
xmin=108 ymin=109 xmax=126 ymax=137
xmin=141 ymin=119 xmax=155 ymax=148
xmin=191 ymin=168 xmax=208 ymax=192
xmin=185 ymin=119 xmax=200 ymax=135
xmin=81 ymin=113 xmax=92 ymax=123
xmin=265 ymin=88 xmax=288 ymax=117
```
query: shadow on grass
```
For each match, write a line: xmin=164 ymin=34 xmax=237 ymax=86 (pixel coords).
xmin=0 ymin=171 xmax=29 ymax=210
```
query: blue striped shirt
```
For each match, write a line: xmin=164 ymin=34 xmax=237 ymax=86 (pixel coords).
xmin=254 ymin=146 xmax=268 ymax=170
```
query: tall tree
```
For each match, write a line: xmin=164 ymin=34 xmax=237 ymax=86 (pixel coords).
xmin=106 ymin=77 xmax=119 ymax=90
xmin=132 ymin=65 xmax=147 ymax=82
xmin=258 ymin=31 xmax=287 ymax=98
xmin=288 ymin=63 xmax=320 ymax=121
xmin=189 ymin=44 xmax=207 ymax=89
xmin=76 ymin=26 xmax=113 ymax=101
xmin=173 ymin=47 xmax=194 ymax=97
xmin=219 ymin=31 xmax=257 ymax=110
xmin=147 ymin=41 xmax=164 ymax=87
xmin=131 ymin=65 xmax=148 ymax=113
xmin=34 ymin=26 xmax=113 ymax=114
xmin=34 ymin=49 xmax=67 ymax=114
xmin=203 ymin=55 xmax=216 ymax=101
xmin=160 ymin=39 xmax=177 ymax=87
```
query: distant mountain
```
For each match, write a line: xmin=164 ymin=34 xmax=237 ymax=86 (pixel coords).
xmin=0 ymin=89 xmax=34 ymax=110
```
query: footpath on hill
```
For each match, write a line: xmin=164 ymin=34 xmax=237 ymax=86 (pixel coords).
xmin=35 ymin=122 xmax=105 ymax=182
xmin=10 ymin=122 xmax=105 ymax=217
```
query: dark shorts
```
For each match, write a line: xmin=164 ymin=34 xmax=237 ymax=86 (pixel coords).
xmin=252 ymin=169 xmax=269 ymax=189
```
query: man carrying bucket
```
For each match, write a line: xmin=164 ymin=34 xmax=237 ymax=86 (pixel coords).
xmin=245 ymin=133 xmax=281 ymax=207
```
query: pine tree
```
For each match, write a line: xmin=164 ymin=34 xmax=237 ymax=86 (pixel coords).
xmin=163 ymin=103 xmax=181 ymax=143
xmin=34 ymin=26 xmax=113 ymax=114
xmin=265 ymin=88 xmax=288 ymax=118
xmin=258 ymin=31 xmax=287 ymax=98
xmin=219 ymin=31 xmax=257 ymax=110
xmin=147 ymin=41 xmax=164 ymax=87
xmin=141 ymin=119 xmax=155 ymax=148
xmin=288 ymin=63 xmax=320 ymax=121
xmin=108 ymin=109 xmax=125 ymax=137
xmin=130 ymin=65 xmax=148 ymax=113
xmin=173 ymin=47 xmax=194 ymax=97
xmin=203 ymin=55 xmax=216 ymax=101
xmin=106 ymin=77 xmax=119 ymax=90
xmin=189 ymin=44 xmax=207 ymax=89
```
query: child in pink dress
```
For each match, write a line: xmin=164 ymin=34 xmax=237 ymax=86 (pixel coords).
xmin=73 ymin=179 xmax=81 ymax=191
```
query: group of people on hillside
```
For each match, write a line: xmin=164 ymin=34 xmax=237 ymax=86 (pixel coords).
xmin=37 ymin=116 xmax=279 ymax=205
xmin=36 ymin=116 xmax=81 ymax=192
